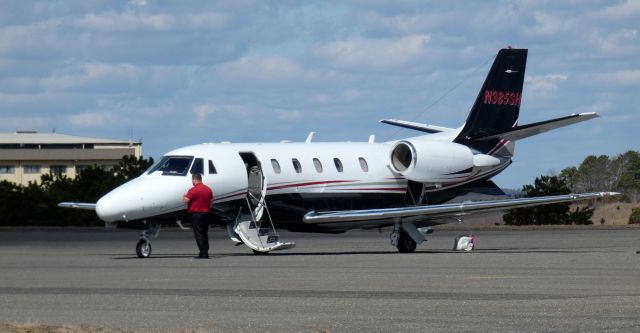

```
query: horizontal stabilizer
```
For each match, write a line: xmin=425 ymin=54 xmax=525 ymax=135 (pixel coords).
xmin=303 ymin=192 xmax=618 ymax=224
xmin=380 ymin=119 xmax=455 ymax=134
xmin=470 ymin=112 xmax=598 ymax=141
xmin=58 ymin=202 xmax=97 ymax=210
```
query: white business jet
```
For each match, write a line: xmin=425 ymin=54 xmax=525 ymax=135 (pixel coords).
xmin=60 ymin=48 xmax=617 ymax=257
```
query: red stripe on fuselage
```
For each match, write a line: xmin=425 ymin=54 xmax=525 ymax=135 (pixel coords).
xmin=267 ymin=180 xmax=354 ymax=191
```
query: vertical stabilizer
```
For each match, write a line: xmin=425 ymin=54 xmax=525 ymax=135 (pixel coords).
xmin=454 ymin=48 xmax=527 ymax=156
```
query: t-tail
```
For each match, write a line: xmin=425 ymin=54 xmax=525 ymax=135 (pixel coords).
xmin=453 ymin=48 xmax=528 ymax=157
xmin=382 ymin=47 xmax=598 ymax=157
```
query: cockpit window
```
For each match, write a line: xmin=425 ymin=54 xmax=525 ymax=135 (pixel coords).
xmin=190 ymin=158 xmax=204 ymax=175
xmin=147 ymin=156 xmax=194 ymax=176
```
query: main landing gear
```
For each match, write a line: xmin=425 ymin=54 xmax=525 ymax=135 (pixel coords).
xmin=136 ymin=221 xmax=161 ymax=258
xmin=390 ymin=222 xmax=433 ymax=253
xmin=390 ymin=229 xmax=417 ymax=253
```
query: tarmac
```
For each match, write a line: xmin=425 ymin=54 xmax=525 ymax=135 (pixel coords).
xmin=0 ymin=227 xmax=639 ymax=332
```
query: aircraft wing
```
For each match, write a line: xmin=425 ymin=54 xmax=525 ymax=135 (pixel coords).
xmin=58 ymin=202 xmax=97 ymax=210
xmin=303 ymin=192 xmax=617 ymax=224
xmin=469 ymin=112 xmax=598 ymax=142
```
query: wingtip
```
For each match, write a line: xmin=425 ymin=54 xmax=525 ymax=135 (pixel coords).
xmin=579 ymin=112 xmax=599 ymax=118
xmin=596 ymin=192 xmax=621 ymax=198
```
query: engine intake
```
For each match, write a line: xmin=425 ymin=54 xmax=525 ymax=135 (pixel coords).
xmin=389 ymin=140 xmax=475 ymax=183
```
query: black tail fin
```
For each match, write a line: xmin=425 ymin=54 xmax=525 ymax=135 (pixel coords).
xmin=454 ymin=48 xmax=527 ymax=155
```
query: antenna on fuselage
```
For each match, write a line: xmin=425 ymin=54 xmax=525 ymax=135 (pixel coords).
xmin=305 ymin=132 xmax=315 ymax=143
xmin=368 ymin=134 xmax=375 ymax=143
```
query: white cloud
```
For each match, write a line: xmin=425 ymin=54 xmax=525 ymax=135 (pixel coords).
xmin=75 ymin=11 xmax=175 ymax=32
xmin=598 ymin=0 xmax=640 ymax=20
xmin=193 ymin=104 xmax=217 ymax=124
xmin=214 ymin=55 xmax=310 ymax=83
xmin=275 ymin=110 xmax=302 ymax=121
xmin=185 ymin=12 xmax=228 ymax=30
xmin=68 ymin=111 xmax=121 ymax=127
xmin=312 ymin=34 xmax=430 ymax=70
xmin=525 ymin=74 xmax=568 ymax=98
xmin=41 ymin=63 xmax=139 ymax=91
xmin=601 ymin=69 xmax=640 ymax=85
xmin=0 ymin=19 xmax=61 ymax=55
xmin=523 ymin=11 xmax=569 ymax=37
xmin=587 ymin=29 xmax=639 ymax=56
xmin=0 ymin=116 xmax=48 ymax=131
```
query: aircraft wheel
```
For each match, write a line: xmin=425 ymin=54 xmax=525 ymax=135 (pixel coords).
xmin=136 ymin=239 xmax=152 ymax=258
xmin=252 ymin=250 xmax=269 ymax=255
xmin=396 ymin=231 xmax=417 ymax=253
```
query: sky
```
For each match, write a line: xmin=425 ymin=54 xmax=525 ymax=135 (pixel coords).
xmin=0 ymin=0 xmax=638 ymax=189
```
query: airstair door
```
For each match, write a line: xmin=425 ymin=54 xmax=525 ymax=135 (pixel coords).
xmin=239 ymin=153 xmax=267 ymax=220
xmin=232 ymin=152 xmax=295 ymax=253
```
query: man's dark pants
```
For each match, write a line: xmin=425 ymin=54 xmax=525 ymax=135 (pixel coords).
xmin=190 ymin=212 xmax=209 ymax=256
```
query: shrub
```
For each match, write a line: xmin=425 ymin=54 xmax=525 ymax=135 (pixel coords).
xmin=629 ymin=208 xmax=640 ymax=224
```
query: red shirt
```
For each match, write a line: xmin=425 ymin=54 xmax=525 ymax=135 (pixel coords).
xmin=185 ymin=182 xmax=213 ymax=213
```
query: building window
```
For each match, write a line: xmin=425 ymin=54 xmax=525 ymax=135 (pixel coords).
xmin=24 ymin=165 xmax=41 ymax=174
xmin=208 ymin=160 xmax=217 ymax=174
xmin=101 ymin=165 xmax=115 ymax=172
xmin=0 ymin=165 xmax=15 ymax=174
xmin=333 ymin=158 xmax=343 ymax=172
xmin=50 ymin=165 xmax=67 ymax=175
xmin=313 ymin=158 xmax=323 ymax=173
xmin=271 ymin=159 xmax=281 ymax=174
xmin=292 ymin=158 xmax=302 ymax=173
xmin=358 ymin=157 xmax=369 ymax=172
xmin=75 ymin=165 xmax=90 ymax=174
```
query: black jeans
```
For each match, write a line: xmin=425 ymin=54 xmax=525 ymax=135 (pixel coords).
xmin=190 ymin=212 xmax=209 ymax=255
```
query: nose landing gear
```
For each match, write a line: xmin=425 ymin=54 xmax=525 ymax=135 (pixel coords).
xmin=136 ymin=239 xmax=152 ymax=258
xmin=136 ymin=221 xmax=161 ymax=258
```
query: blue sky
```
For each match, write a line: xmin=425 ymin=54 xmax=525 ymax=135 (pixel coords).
xmin=0 ymin=0 xmax=638 ymax=189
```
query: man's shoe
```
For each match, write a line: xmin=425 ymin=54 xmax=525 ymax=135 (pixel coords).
xmin=194 ymin=254 xmax=209 ymax=259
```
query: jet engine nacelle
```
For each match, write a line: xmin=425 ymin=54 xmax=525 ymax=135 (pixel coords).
xmin=389 ymin=139 xmax=476 ymax=184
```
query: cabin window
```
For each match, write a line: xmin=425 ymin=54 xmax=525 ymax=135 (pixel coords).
xmin=333 ymin=158 xmax=343 ymax=172
xmin=147 ymin=156 xmax=194 ymax=176
xmin=292 ymin=158 xmax=302 ymax=173
xmin=313 ymin=158 xmax=323 ymax=173
xmin=271 ymin=159 xmax=281 ymax=174
xmin=358 ymin=157 xmax=369 ymax=172
xmin=190 ymin=158 xmax=204 ymax=175
xmin=208 ymin=160 xmax=217 ymax=174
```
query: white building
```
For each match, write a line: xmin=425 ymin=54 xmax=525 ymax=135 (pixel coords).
xmin=0 ymin=131 xmax=142 ymax=186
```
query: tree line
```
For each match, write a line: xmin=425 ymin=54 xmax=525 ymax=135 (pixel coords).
xmin=504 ymin=150 xmax=639 ymax=225
xmin=0 ymin=155 xmax=153 ymax=226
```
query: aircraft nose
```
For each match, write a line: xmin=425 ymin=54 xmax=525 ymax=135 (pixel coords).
xmin=96 ymin=193 xmax=126 ymax=222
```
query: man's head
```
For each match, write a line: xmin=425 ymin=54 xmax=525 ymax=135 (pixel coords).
xmin=191 ymin=173 xmax=202 ymax=185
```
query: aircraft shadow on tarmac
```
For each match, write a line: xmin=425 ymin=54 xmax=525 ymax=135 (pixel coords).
xmin=110 ymin=248 xmax=621 ymax=259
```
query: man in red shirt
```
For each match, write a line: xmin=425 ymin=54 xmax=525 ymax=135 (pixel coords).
xmin=183 ymin=173 xmax=214 ymax=259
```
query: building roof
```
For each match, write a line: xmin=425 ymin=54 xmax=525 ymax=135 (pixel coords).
xmin=0 ymin=148 xmax=139 ymax=161
xmin=0 ymin=132 xmax=141 ymax=145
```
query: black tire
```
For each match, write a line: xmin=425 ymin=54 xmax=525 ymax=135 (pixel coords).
xmin=252 ymin=249 xmax=270 ymax=255
xmin=136 ymin=239 xmax=152 ymax=258
xmin=396 ymin=231 xmax=417 ymax=253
